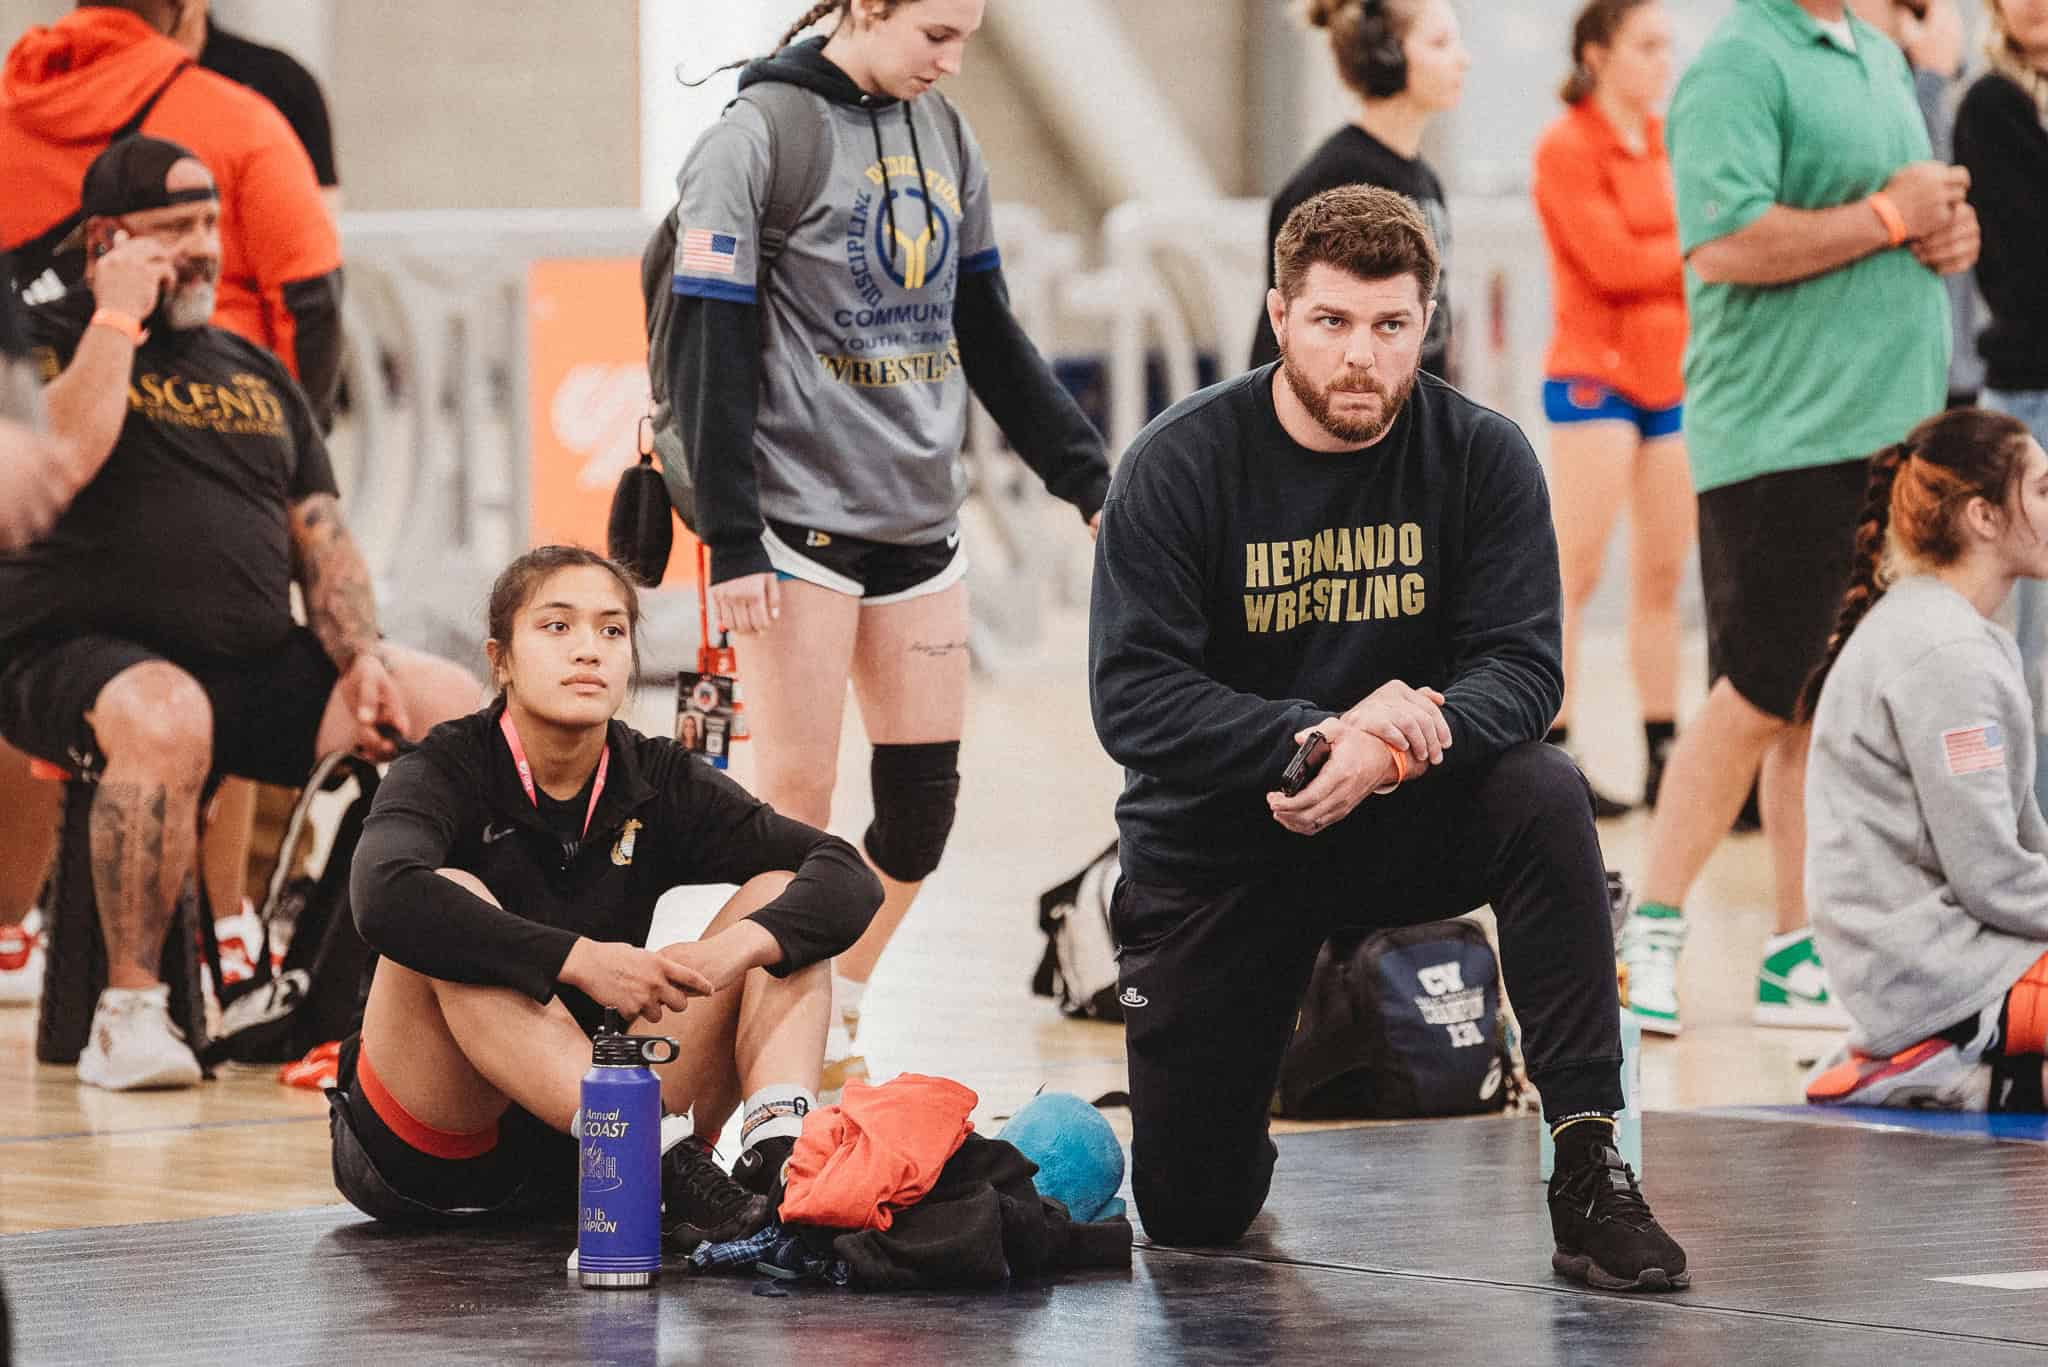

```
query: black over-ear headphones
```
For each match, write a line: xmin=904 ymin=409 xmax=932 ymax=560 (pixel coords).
xmin=1358 ymin=0 xmax=1409 ymax=99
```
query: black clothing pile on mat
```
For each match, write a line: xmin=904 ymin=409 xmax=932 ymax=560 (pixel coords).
xmin=689 ymin=1135 xmax=1132 ymax=1291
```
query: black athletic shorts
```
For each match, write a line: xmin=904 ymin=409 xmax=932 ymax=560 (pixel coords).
xmin=0 ymin=625 xmax=338 ymax=786
xmin=327 ymin=1033 xmax=576 ymax=1224
xmin=1697 ymin=458 xmax=1868 ymax=721
xmin=762 ymin=518 xmax=965 ymax=603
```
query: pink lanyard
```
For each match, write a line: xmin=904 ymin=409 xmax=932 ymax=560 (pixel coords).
xmin=499 ymin=711 xmax=608 ymax=839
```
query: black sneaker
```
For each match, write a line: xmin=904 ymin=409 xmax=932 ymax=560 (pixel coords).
xmin=1547 ymin=1144 xmax=1689 ymax=1291
xmin=1588 ymin=782 xmax=1636 ymax=820
xmin=1555 ymin=744 xmax=1635 ymax=819
xmin=661 ymin=1135 xmax=772 ymax=1253
xmin=731 ymin=1134 xmax=796 ymax=1203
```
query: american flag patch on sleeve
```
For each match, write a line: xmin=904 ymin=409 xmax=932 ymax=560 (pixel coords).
xmin=679 ymin=228 xmax=740 ymax=276
xmin=1943 ymin=722 xmax=2005 ymax=775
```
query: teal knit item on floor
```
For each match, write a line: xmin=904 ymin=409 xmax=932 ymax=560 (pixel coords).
xmin=997 ymin=1091 xmax=1128 ymax=1223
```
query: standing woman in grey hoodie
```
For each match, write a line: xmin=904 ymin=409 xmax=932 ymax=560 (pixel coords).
xmin=666 ymin=0 xmax=1109 ymax=1090
xmin=1799 ymin=408 xmax=2048 ymax=1113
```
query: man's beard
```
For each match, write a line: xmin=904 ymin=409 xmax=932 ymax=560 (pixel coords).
xmin=160 ymin=278 xmax=216 ymax=331
xmin=1279 ymin=340 xmax=1417 ymax=445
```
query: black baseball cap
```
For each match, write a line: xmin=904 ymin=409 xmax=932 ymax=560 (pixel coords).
xmin=80 ymin=134 xmax=217 ymax=221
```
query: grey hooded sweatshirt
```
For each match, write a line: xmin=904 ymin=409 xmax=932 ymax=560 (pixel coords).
xmin=1806 ymin=574 xmax=2048 ymax=1056
xmin=668 ymin=38 xmax=1108 ymax=584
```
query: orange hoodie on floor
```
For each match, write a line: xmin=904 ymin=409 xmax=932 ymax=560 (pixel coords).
xmin=1532 ymin=100 xmax=1687 ymax=411
xmin=0 ymin=8 xmax=338 ymax=378
xmin=779 ymin=1074 xmax=978 ymax=1233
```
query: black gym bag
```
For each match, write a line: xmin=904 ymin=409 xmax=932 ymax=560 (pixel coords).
xmin=1275 ymin=918 xmax=1514 ymax=1120
xmin=201 ymin=750 xmax=383 ymax=1066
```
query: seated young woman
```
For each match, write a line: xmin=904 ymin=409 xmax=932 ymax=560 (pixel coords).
xmin=1803 ymin=408 xmax=2048 ymax=1111
xmin=330 ymin=545 xmax=882 ymax=1243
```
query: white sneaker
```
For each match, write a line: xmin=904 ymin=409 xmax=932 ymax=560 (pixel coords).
xmin=77 ymin=985 xmax=202 ymax=1091
xmin=0 ymin=910 xmax=44 ymax=1006
xmin=1617 ymin=909 xmax=1686 ymax=1036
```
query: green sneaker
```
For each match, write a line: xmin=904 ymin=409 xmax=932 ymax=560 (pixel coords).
xmin=1754 ymin=928 xmax=1853 ymax=1029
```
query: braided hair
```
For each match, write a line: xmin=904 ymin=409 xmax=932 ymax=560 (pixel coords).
xmin=1797 ymin=408 xmax=2038 ymax=723
xmin=684 ymin=1 xmax=916 ymax=86
xmin=778 ymin=1 xmax=848 ymax=50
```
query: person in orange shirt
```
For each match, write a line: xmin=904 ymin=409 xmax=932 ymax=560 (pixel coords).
xmin=1532 ymin=0 xmax=1691 ymax=818
xmin=0 ymin=2 xmax=341 ymax=426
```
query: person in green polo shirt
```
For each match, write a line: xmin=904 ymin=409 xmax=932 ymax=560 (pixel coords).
xmin=1616 ymin=0 xmax=1980 ymax=1037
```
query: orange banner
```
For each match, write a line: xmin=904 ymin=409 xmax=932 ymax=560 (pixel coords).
xmin=525 ymin=257 xmax=696 ymax=584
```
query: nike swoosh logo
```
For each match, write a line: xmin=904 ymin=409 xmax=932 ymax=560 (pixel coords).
xmin=1757 ymin=971 xmax=1830 ymax=1004
xmin=482 ymin=824 xmax=516 ymax=844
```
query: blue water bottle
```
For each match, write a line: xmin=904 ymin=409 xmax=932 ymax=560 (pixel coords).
xmin=577 ymin=1014 xmax=678 ymax=1289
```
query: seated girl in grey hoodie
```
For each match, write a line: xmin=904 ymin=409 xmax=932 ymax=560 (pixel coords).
xmin=1802 ymin=407 xmax=2048 ymax=1110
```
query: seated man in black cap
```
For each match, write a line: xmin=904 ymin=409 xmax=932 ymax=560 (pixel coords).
xmin=0 ymin=136 xmax=478 ymax=1092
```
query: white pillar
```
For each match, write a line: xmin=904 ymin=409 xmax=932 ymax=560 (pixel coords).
xmin=640 ymin=2 xmax=788 ymax=214
xmin=985 ymin=0 xmax=1219 ymax=204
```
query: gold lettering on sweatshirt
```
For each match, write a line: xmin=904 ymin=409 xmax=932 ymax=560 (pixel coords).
xmin=1242 ymin=522 xmax=1427 ymax=633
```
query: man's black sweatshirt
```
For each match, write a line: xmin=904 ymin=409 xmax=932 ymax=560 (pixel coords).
xmin=1089 ymin=367 xmax=1564 ymax=889
xmin=350 ymin=700 xmax=881 ymax=1033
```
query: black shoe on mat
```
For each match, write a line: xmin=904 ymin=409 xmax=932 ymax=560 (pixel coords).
xmin=1548 ymin=1144 xmax=1689 ymax=1292
xmin=661 ymin=1135 xmax=772 ymax=1253
xmin=730 ymin=1133 xmax=796 ymax=1203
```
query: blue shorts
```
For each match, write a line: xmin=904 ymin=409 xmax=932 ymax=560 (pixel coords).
xmin=1543 ymin=379 xmax=1683 ymax=441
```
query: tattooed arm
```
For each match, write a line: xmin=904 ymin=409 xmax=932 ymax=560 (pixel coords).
xmin=290 ymin=492 xmax=409 ymax=756
xmin=289 ymin=492 xmax=379 ymax=669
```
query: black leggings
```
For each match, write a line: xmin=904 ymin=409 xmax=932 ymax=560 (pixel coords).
xmin=1113 ymin=741 xmax=1624 ymax=1248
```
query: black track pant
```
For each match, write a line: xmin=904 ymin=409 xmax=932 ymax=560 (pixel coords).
xmin=1114 ymin=741 xmax=1623 ymax=1248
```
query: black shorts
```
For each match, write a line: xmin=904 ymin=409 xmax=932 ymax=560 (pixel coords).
xmin=1697 ymin=459 xmax=1868 ymax=721
xmin=762 ymin=518 xmax=965 ymax=603
xmin=327 ymin=1034 xmax=576 ymax=1224
xmin=0 ymin=626 xmax=338 ymax=786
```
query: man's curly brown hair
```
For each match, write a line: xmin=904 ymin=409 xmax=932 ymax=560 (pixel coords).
xmin=1274 ymin=184 xmax=1441 ymax=305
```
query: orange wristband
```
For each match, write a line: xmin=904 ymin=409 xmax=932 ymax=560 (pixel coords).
xmin=1866 ymin=192 xmax=1908 ymax=248
xmin=1373 ymin=741 xmax=1408 ymax=795
xmin=88 ymin=307 xmax=147 ymax=345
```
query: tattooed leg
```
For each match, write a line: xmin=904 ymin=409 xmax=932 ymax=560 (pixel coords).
xmin=839 ymin=581 xmax=970 ymax=983
xmin=84 ymin=662 xmax=211 ymax=990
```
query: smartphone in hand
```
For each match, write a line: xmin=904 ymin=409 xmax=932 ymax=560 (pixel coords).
xmin=1279 ymin=731 xmax=1329 ymax=797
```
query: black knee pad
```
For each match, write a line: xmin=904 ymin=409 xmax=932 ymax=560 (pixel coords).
xmin=862 ymin=741 xmax=960 ymax=883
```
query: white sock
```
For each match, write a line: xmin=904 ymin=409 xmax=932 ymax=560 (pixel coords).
xmin=740 ymin=1084 xmax=814 ymax=1150
xmin=832 ymin=973 xmax=867 ymax=1023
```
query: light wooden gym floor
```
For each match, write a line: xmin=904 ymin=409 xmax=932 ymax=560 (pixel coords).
xmin=0 ymin=609 xmax=1833 ymax=1235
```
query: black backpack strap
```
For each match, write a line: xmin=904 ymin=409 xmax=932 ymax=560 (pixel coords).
xmin=7 ymin=60 xmax=193 ymax=281
xmin=117 ymin=58 xmax=194 ymax=139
